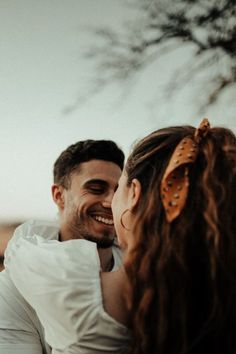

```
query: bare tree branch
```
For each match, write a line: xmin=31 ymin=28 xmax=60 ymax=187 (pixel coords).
xmin=66 ymin=0 xmax=236 ymax=113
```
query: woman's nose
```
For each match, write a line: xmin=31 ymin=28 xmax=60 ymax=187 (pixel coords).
xmin=102 ymin=200 xmax=112 ymax=208
xmin=101 ymin=192 xmax=114 ymax=208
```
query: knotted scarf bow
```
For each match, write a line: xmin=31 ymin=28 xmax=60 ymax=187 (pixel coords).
xmin=160 ymin=118 xmax=210 ymax=222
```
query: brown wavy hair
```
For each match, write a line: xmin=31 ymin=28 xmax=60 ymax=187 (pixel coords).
xmin=124 ymin=125 xmax=236 ymax=354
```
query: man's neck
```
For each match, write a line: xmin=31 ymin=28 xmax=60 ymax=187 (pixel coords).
xmin=98 ymin=247 xmax=114 ymax=272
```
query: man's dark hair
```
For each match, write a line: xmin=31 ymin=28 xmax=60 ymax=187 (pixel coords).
xmin=53 ymin=139 xmax=124 ymax=188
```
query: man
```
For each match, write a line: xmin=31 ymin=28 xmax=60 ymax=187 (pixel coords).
xmin=0 ymin=139 xmax=124 ymax=354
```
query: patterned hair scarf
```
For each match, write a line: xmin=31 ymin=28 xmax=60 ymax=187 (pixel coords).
xmin=160 ymin=118 xmax=210 ymax=223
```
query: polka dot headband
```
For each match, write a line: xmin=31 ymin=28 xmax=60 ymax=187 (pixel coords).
xmin=160 ymin=118 xmax=210 ymax=222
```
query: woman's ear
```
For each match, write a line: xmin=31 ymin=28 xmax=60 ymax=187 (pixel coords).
xmin=128 ymin=178 xmax=141 ymax=211
xmin=51 ymin=184 xmax=65 ymax=211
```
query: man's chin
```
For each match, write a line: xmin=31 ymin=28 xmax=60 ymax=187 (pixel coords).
xmin=84 ymin=234 xmax=115 ymax=249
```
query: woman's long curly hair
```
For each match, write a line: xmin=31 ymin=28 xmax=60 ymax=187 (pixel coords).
xmin=124 ymin=124 xmax=236 ymax=354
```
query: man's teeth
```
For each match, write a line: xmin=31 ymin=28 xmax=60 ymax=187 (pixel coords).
xmin=94 ymin=216 xmax=114 ymax=225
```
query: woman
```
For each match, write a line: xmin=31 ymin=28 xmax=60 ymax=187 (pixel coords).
xmin=5 ymin=119 xmax=236 ymax=353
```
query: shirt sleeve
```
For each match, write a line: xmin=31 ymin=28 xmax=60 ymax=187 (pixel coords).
xmin=5 ymin=219 xmax=59 ymax=258
xmin=5 ymin=236 xmax=102 ymax=352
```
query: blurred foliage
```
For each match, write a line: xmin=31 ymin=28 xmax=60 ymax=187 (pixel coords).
xmin=83 ymin=0 xmax=236 ymax=109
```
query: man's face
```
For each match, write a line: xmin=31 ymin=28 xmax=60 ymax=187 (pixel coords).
xmin=57 ymin=160 xmax=122 ymax=248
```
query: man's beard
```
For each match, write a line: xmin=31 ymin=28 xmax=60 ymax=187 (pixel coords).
xmin=69 ymin=212 xmax=116 ymax=249
xmin=83 ymin=233 xmax=115 ymax=249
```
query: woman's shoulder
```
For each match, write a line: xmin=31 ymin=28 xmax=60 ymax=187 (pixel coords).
xmin=5 ymin=219 xmax=59 ymax=258
xmin=6 ymin=235 xmax=101 ymax=281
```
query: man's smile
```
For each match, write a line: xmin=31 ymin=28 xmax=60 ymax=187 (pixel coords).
xmin=93 ymin=215 xmax=114 ymax=225
xmin=89 ymin=210 xmax=114 ymax=226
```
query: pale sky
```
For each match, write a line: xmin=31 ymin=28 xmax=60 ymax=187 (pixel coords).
xmin=1 ymin=0 xmax=235 ymax=222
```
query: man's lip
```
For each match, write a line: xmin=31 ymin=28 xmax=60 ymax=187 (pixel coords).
xmin=89 ymin=211 xmax=113 ymax=218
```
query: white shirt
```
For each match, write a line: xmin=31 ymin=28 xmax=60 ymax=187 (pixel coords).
xmin=5 ymin=231 xmax=130 ymax=353
xmin=1 ymin=219 xmax=128 ymax=354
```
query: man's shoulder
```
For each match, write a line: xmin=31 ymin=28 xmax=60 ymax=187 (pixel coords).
xmin=0 ymin=271 xmax=50 ymax=353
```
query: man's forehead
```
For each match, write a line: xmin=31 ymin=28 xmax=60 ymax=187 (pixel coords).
xmin=74 ymin=159 xmax=122 ymax=181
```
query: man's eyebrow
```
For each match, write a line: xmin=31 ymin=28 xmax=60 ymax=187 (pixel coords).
xmin=83 ymin=179 xmax=109 ymax=188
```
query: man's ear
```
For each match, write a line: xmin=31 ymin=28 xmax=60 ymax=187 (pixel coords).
xmin=51 ymin=184 xmax=65 ymax=211
xmin=128 ymin=178 xmax=141 ymax=211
